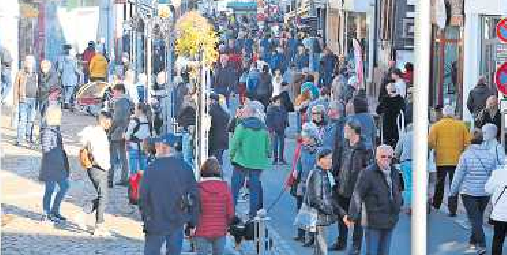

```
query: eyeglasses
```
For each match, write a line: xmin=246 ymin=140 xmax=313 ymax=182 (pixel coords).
xmin=380 ymin=155 xmax=393 ymax=159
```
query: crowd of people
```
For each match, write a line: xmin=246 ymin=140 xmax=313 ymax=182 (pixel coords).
xmin=23 ymin=9 xmax=507 ymax=255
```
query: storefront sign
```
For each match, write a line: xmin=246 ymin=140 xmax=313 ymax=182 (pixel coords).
xmin=497 ymin=19 xmax=507 ymax=43
xmin=496 ymin=62 xmax=507 ymax=94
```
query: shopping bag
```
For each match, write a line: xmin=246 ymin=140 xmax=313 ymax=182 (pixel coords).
xmin=128 ymin=172 xmax=142 ymax=205
xmin=293 ymin=202 xmax=318 ymax=233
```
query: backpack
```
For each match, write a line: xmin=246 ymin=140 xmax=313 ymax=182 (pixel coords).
xmin=130 ymin=117 xmax=151 ymax=142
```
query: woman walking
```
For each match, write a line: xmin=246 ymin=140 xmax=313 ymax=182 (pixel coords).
xmin=449 ymin=130 xmax=498 ymax=254
xmin=39 ymin=105 xmax=69 ymax=222
xmin=395 ymin=119 xmax=414 ymax=214
xmin=485 ymin=164 xmax=507 ymax=255
xmin=193 ymin=158 xmax=234 ymax=255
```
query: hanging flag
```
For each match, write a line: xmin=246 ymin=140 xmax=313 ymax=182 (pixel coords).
xmin=435 ymin=0 xmax=446 ymax=29
xmin=353 ymin=38 xmax=364 ymax=89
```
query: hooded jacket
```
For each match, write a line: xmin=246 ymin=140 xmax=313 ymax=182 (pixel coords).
xmin=209 ymin=103 xmax=230 ymax=152
xmin=229 ymin=117 xmax=271 ymax=170
xmin=140 ymin=154 xmax=200 ymax=235
xmin=482 ymin=123 xmax=505 ymax=165
xmin=195 ymin=178 xmax=234 ymax=238
xmin=89 ymin=54 xmax=108 ymax=78
xmin=349 ymin=163 xmax=402 ymax=229
xmin=467 ymin=83 xmax=496 ymax=115
xmin=337 ymin=139 xmax=373 ymax=198
xmin=428 ymin=117 xmax=471 ymax=166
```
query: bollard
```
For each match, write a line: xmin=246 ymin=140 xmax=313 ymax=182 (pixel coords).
xmin=254 ymin=209 xmax=272 ymax=255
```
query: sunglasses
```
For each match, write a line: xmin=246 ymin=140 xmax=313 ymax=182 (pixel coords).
xmin=380 ymin=155 xmax=393 ymax=159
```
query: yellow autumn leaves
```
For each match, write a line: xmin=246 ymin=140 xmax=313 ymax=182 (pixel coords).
xmin=175 ymin=11 xmax=219 ymax=67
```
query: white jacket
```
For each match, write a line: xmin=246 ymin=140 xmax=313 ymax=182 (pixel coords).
xmin=485 ymin=169 xmax=507 ymax=222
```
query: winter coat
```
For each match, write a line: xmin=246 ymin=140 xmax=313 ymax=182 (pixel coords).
xmin=306 ymin=167 xmax=343 ymax=226
xmin=467 ymin=84 xmax=496 ymax=116
xmin=297 ymin=143 xmax=319 ymax=196
xmin=257 ymin=72 xmax=273 ymax=97
xmin=395 ymin=126 xmax=413 ymax=162
xmin=229 ymin=117 xmax=271 ymax=170
xmin=330 ymin=118 xmax=346 ymax=176
xmin=125 ymin=115 xmax=151 ymax=146
xmin=247 ymin=69 xmax=261 ymax=94
xmin=13 ymin=69 xmax=38 ymax=105
xmin=195 ymin=178 xmax=234 ymax=238
xmin=428 ymin=117 xmax=471 ymax=166
xmin=270 ymin=53 xmax=286 ymax=73
xmin=209 ymin=103 xmax=230 ymax=152
xmin=39 ymin=126 xmax=69 ymax=182
xmin=337 ymin=140 xmax=373 ymax=198
xmin=58 ymin=56 xmax=78 ymax=87
xmin=38 ymin=72 xmax=58 ymax=106
xmin=485 ymin=169 xmax=507 ymax=222
xmin=89 ymin=54 xmax=107 ymax=79
xmin=266 ymin=105 xmax=288 ymax=134
xmin=295 ymin=53 xmax=309 ymax=71
xmin=482 ymin=124 xmax=505 ymax=165
xmin=450 ymin=144 xmax=498 ymax=197
xmin=110 ymin=96 xmax=131 ymax=141
xmin=349 ymin=163 xmax=403 ymax=229
xmin=213 ymin=65 xmax=237 ymax=90
xmin=479 ymin=109 xmax=501 ymax=137
xmin=177 ymin=96 xmax=197 ymax=130
xmin=139 ymin=154 xmax=200 ymax=235
xmin=376 ymin=95 xmax=406 ymax=147
xmin=347 ymin=113 xmax=376 ymax=151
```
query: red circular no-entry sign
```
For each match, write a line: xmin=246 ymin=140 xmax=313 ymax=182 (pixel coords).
xmin=497 ymin=19 xmax=507 ymax=43
xmin=496 ymin=62 xmax=507 ymax=94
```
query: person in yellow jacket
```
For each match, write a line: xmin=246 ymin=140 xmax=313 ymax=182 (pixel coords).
xmin=428 ymin=105 xmax=471 ymax=217
xmin=89 ymin=48 xmax=108 ymax=82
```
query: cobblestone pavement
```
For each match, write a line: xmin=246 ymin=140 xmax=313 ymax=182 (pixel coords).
xmin=0 ymin=107 xmax=295 ymax=255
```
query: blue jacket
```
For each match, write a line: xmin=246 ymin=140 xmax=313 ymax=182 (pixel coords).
xmin=39 ymin=126 xmax=69 ymax=182
xmin=260 ymin=38 xmax=271 ymax=51
xmin=270 ymin=53 xmax=286 ymax=73
xmin=348 ymin=113 xmax=376 ymax=151
xmin=247 ymin=69 xmax=261 ymax=93
xmin=244 ymin=38 xmax=254 ymax=54
xmin=266 ymin=105 xmax=288 ymax=133
xmin=140 ymin=155 xmax=200 ymax=235
xmin=288 ymin=38 xmax=298 ymax=59
xmin=295 ymin=53 xmax=309 ymax=71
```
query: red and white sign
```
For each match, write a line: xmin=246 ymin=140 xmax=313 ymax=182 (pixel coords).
xmin=496 ymin=62 xmax=507 ymax=94
xmin=497 ymin=19 xmax=507 ymax=43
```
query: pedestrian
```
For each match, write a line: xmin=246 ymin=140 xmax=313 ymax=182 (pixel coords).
xmin=306 ymin=148 xmax=345 ymax=255
xmin=139 ymin=134 xmax=200 ymax=255
xmin=13 ymin=56 xmax=38 ymax=148
xmin=246 ymin=62 xmax=261 ymax=101
xmin=267 ymin=94 xmax=288 ymax=165
xmin=229 ymin=102 xmax=270 ymax=218
xmin=108 ymin=83 xmax=131 ymax=187
xmin=378 ymin=60 xmax=396 ymax=103
xmin=332 ymin=119 xmax=372 ymax=253
xmin=321 ymin=47 xmax=337 ymax=88
xmin=238 ymin=66 xmax=249 ymax=105
xmin=37 ymin=60 xmax=58 ymax=127
xmin=82 ymin=41 xmax=96 ymax=83
xmin=295 ymin=46 xmax=310 ymax=72
xmin=347 ymin=96 xmax=376 ymax=151
xmin=485 ymin=164 xmax=507 ymax=255
xmin=376 ymin=83 xmax=405 ymax=148
xmin=482 ymin=123 xmax=505 ymax=166
xmin=125 ymin=103 xmax=151 ymax=176
xmin=395 ymin=118 xmax=414 ymax=214
xmin=78 ymin=111 xmax=112 ymax=236
xmin=478 ymin=95 xmax=501 ymax=138
xmin=449 ymin=130 xmax=498 ymax=254
xmin=57 ymin=45 xmax=79 ymax=109
xmin=344 ymin=145 xmax=403 ymax=255
xmin=391 ymin=68 xmax=407 ymax=98
xmin=193 ymin=158 xmax=235 ymax=255
xmin=257 ymin=64 xmax=273 ymax=111
xmin=39 ymin=105 xmax=69 ymax=222
xmin=209 ymin=93 xmax=230 ymax=166
xmin=89 ymin=46 xmax=108 ymax=82
xmin=272 ymin=68 xmax=283 ymax=98
xmin=428 ymin=105 xmax=471 ymax=217
xmin=467 ymin=76 xmax=497 ymax=127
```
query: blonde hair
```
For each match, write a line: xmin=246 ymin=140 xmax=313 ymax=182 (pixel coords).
xmin=46 ymin=105 xmax=62 ymax=126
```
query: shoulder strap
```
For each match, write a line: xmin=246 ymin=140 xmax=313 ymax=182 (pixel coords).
xmin=493 ymin=186 xmax=507 ymax=207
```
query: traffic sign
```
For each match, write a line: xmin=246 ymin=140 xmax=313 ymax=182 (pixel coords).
xmin=497 ymin=19 xmax=507 ymax=43
xmin=496 ymin=62 xmax=507 ymax=94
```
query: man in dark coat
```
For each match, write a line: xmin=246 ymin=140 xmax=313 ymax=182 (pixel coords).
xmin=344 ymin=145 xmax=402 ymax=255
xmin=213 ymin=59 xmax=238 ymax=107
xmin=376 ymin=83 xmax=406 ymax=148
xmin=140 ymin=134 xmax=200 ymax=255
xmin=467 ymin=76 xmax=497 ymax=127
xmin=208 ymin=94 xmax=230 ymax=166
xmin=256 ymin=65 xmax=273 ymax=111
xmin=332 ymin=119 xmax=373 ymax=253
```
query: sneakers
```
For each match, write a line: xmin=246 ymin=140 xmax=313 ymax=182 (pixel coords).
xmin=51 ymin=213 xmax=67 ymax=222
xmin=91 ymin=224 xmax=111 ymax=237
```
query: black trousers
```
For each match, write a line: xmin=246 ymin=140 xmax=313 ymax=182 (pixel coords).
xmin=336 ymin=194 xmax=363 ymax=250
xmin=492 ymin=220 xmax=507 ymax=255
xmin=87 ymin=167 xmax=108 ymax=224
xmin=432 ymin=165 xmax=458 ymax=214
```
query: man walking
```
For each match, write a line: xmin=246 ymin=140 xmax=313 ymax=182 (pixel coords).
xmin=78 ymin=111 xmax=112 ymax=236
xmin=332 ymin=119 xmax=372 ymax=253
xmin=89 ymin=46 xmax=108 ymax=82
xmin=467 ymin=76 xmax=497 ymax=127
xmin=140 ymin=134 xmax=200 ymax=255
xmin=344 ymin=145 xmax=403 ymax=255
xmin=13 ymin=56 xmax=38 ymax=148
xmin=108 ymin=84 xmax=131 ymax=187
xmin=428 ymin=105 xmax=471 ymax=216
xmin=208 ymin=93 xmax=230 ymax=166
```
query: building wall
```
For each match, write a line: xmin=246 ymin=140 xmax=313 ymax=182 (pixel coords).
xmin=0 ymin=0 xmax=20 ymax=106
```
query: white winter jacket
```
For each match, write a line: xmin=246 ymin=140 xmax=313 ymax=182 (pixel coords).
xmin=485 ymin=169 xmax=507 ymax=222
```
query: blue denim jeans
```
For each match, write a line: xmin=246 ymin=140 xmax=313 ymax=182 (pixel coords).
xmin=42 ymin=179 xmax=69 ymax=215
xmin=272 ymin=132 xmax=285 ymax=161
xmin=16 ymin=98 xmax=37 ymax=144
xmin=231 ymin=166 xmax=262 ymax=217
xmin=109 ymin=139 xmax=128 ymax=183
xmin=363 ymin=228 xmax=393 ymax=255
xmin=194 ymin=236 xmax=226 ymax=255
xmin=461 ymin=195 xmax=490 ymax=248
xmin=144 ymin=228 xmax=184 ymax=255
xmin=128 ymin=143 xmax=146 ymax=175
xmin=400 ymin=161 xmax=413 ymax=207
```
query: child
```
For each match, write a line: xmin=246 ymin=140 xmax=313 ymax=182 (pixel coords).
xmin=266 ymin=95 xmax=288 ymax=165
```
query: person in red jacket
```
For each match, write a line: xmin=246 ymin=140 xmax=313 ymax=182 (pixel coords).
xmin=193 ymin=157 xmax=235 ymax=255
xmin=82 ymin=41 xmax=96 ymax=83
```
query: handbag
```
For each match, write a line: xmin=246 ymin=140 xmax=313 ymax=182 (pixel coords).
xmin=488 ymin=186 xmax=507 ymax=225
xmin=79 ymin=142 xmax=94 ymax=170
xmin=294 ymin=170 xmax=318 ymax=233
